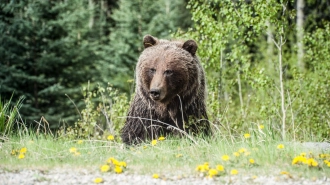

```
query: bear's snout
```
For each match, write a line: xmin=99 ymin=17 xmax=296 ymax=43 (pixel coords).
xmin=149 ymin=88 xmax=161 ymax=100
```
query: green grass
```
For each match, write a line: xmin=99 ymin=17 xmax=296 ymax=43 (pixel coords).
xmin=1 ymin=132 xmax=329 ymax=180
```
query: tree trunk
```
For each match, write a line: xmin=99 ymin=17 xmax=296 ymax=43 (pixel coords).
xmin=297 ymin=0 xmax=305 ymax=71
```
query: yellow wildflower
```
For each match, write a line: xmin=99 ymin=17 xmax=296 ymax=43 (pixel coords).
xmin=258 ymin=125 xmax=264 ymax=129
xmin=20 ymin=147 xmax=27 ymax=154
xmin=216 ymin=165 xmax=224 ymax=172
xmin=151 ymin=140 xmax=157 ymax=146
xmin=107 ymin=135 xmax=114 ymax=141
xmin=238 ymin=148 xmax=247 ymax=153
xmin=11 ymin=149 xmax=17 ymax=155
xmin=18 ymin=153 xmax=25 ymax=159
xmin=176 ymin=154 xmax=183 ymax=158
xmin=249 ymin=159 xmax=255 ymax=164
xmin=230 ymin=169 xmax=238 ymax=175
xmin=100 ymin=164 xmax=110 ymax=172
xmin=306 ymin=158 xmax=318 ymax=167
xmin=107 ymin=157 xmax=119 ymax=165
xmin=252 ymin=175 xmax=257 ymax=179
xmin=158 ymin=136 xmax=165 ymax=141
xmin=280 ymin=171 xmax=290 ymax=175
xmin=74 ymin=151 xmax=81 ymax=156
xmin=152 ymin=174 xmax=159 ymax=179
xmin=196 ymin=163 xmax=209 ymax=172
xmin=118 ymin=161 xmax=127 ymax=168
xmin=244 ymin=133 xmax=251 ymax=139
xmin=93 ymin=177 xmax=103 ymax=184
xmin=77 ymin=140 xmax=83 ymax=144
xmin=324 ymin=160 xmax=329 ymax=165
xmin=69 ymin=147 xmax=77 ymax=153
xmin=327 ymin=163 xmax=330 ymax=167
xmin=277 ymin=144 xmax=284 ymax=149
xmin=114 ymin=166 xmax=123 ymax=174
xmin=143 ymin=146 xmax=148 ymax=149
xmin=221 ymin=155 xmax=230 ymax=161
xmin=208 ymin=169 xmax=218 ymax=178
xmin=300 ymin=152 xmax=306 ymax=157
xmin=233 ymin=152 xmax=240 ymax=157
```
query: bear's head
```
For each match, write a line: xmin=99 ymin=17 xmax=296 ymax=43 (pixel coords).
xmin=136 ymin=35 xmax=199 ymax=105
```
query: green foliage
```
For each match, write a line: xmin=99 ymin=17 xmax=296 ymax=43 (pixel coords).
xmin=0 ymin=0 xmax=117 ymax=129
xmin=108 ymin=0 xmax=193 ymax=93
xmin=57 ymin=84 xmax=130 ymax=140
xmin=182 ymin=0 xmax=330 ymax=140
xmin=0 ymin=95 xmax=23 ymax=138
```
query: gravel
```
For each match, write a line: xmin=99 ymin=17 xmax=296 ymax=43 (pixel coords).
xmin=0 ymin=168 xmax=329 ymax=185
xmin=1 ymin=142 xmax=329 ymax=185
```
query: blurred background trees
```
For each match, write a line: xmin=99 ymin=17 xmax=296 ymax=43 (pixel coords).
xmin=0 ymin=0 xmax=329 ymax=140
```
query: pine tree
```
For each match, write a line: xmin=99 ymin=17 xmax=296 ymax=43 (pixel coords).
xmin=107 ymin=0 xmax=193 ymax=93
xmin=0 ymin=0 xmax=106 ymax=128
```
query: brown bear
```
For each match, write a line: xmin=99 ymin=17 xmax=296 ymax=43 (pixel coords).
xmin=121 ymin=35 xmax=210 ymax=145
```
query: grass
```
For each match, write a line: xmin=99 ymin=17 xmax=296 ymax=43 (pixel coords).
xmin=1 ymin=131 xmax=330 ymax=181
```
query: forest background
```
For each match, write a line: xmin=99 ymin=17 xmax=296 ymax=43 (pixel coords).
xmin=1 ymin=0 xmax=329 ymax=141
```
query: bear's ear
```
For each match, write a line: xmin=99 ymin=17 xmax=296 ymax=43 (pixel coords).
xmin=143 ymin=35 xmax=158 ymax=49
xmin=182 ymin=40 xmax=198 ymax=56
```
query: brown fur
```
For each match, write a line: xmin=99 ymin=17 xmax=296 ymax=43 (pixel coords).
xmin=121 ymin=35 xmax=210 ymax=145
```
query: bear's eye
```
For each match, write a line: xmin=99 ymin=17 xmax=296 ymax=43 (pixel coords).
xmin=164 ymin=70 xmax=173 ymax=76
xmin=149 ymin=68 xmax=156 ymax=75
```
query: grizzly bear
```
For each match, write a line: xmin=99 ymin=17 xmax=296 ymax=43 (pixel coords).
xmin=121 ymin=35 xmax=210 ymax=145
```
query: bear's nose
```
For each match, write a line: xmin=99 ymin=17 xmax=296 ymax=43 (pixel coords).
xmin=149 ymin=89 xmax=160 ymax=99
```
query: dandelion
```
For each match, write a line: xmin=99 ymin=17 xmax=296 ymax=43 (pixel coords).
xmin=221 ymin=155 xmax=230 ymax=161
xmin=69 ymin=147 xmax=77 ymax=153
xmin=196 ymin=163 xmax=209 ymax=172
xmin=100 ymin=164 xmax=110 ymax=172
xmin=11 ymin=150 xmax=18 ymax=156
xmin=114 ymin=166 xmax=123 ymax=174
xmin=20 ymin=147 xmax=27 ymax=154
xmin=277 ymin=144 xmax=284 ymax=149
xmin=107 ymin=135 xmax=114 ymax=141
xmin=306 ymin=158 xmax=318 ymax=167
xmin=208 ymin=169 xmax=218 ymax=178
xmin=118 ymin=161 xmax=127 ymax=168
xmin=238 ymin=148 xmax=247 ymax=153
xmin=249 ymin=159 xmax=255 ymax=164
xmin=77 ymin=140 xmax=83 ymax=144
xmin=280 ymin=171 xmax=290 ymax=175
xmin=233 ymin=152 xmax=240 ymax=157
xmin=230 ymin=169 xmax=238 ymax=175
xmin=143 ymin=146 xmax=148 ymax=149
xmin=244 ymin=133 xmax=251 ymax=139
xmin=151 ymin=140 xmax=157 ymax=146
xmin=158 ymin=136 xmax=165 ymax=141
xmin=93 ymin=177 xmax=103 ymax=184
xmin=300 ymin=152 xmax=306 ymax=157
xmin=216 ymin=165 xmax=224 ymax=172
xmin=18 ymin=153 xmax=25 ymax=159
xmin=258 ymin=125 xmax=264 ymax=129
xmin=327 ymin=163 xmax=330 ymax=167
xmin=152 ymin=174 xmax=159 ymax=179
xmin=176 ymin=154 xmax=183 ymax=158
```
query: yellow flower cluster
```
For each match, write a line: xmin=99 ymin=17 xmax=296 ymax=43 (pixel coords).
xmin=292 ymin=152 xmax=330 ymax=167
xmin=99 ymin=157 xmax=127 ymax=174
xmin=151 ymin=136 xmax=166 ymax=146
xmin=69 ymin=147 xmax=81 ymax=156
xmin=11 ymin=147 xmax=27 ymax=159
xmin=196 ymin=162 xmax=236 ymax=178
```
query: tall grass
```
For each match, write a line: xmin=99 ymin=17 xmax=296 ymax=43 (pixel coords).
xmin=0 ymin=95 xmax=24 ymax=140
